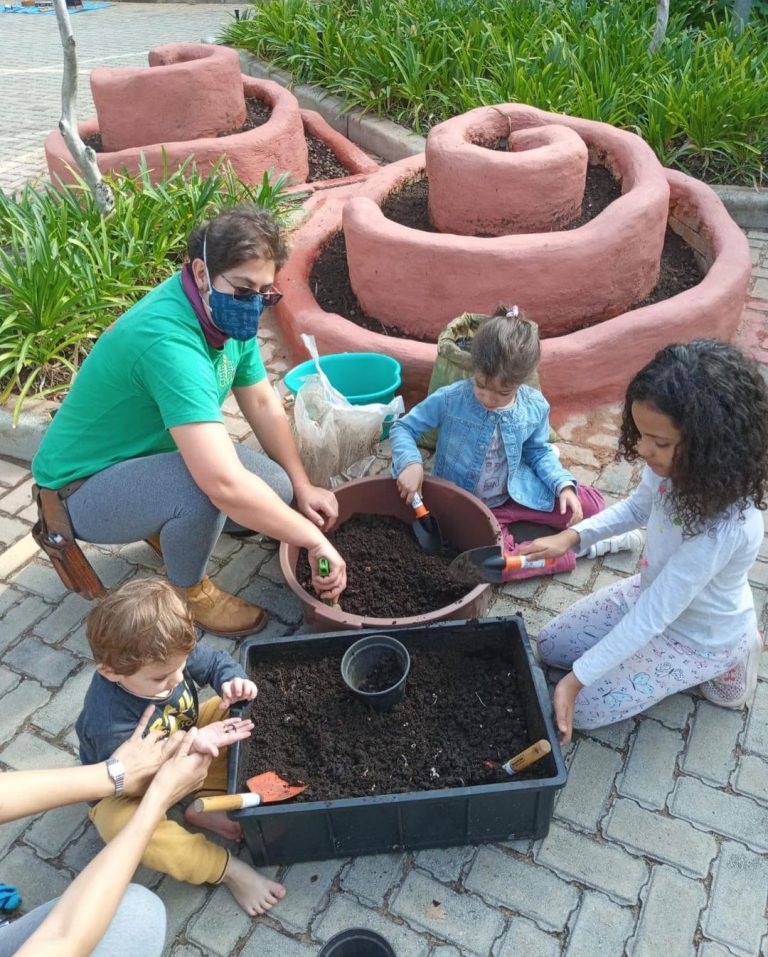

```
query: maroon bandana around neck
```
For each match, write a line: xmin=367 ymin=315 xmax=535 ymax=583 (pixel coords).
xmin=181 ymin=263 xmax=228 ymax=349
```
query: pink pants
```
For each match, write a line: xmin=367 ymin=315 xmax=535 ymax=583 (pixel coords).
xmin=491 ymin=485 xmax=605 ymax=581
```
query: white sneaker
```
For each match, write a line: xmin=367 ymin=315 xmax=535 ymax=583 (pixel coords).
xmin=582 ymin=529 xmax=644 ymax=559
xmin=699 ymin=630 xmax=763 ymax=709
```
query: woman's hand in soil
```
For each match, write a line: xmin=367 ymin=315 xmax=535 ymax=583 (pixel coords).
xmin=553 ymin=671 xmax=584 ymax=746
xmin=294 ymin=482 xmax=339 ymax=531
xmin=558 ymin=486 xmax=583 ymax=525
xmin=308 ymin=542 xmax=347 ymax=601
xmin=396 ymin=463 xmax=424 ymax=505
xmin=219 ymin=678 xmax=258 ymax=710
xmin=191 ymin=718 xmax=255 ymax=758
xmin=518 ymin=529 xmax=580 ymax=561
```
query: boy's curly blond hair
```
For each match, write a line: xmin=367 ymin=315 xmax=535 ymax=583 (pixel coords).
xmin=87 ymin=578 xmax=196 ymax=675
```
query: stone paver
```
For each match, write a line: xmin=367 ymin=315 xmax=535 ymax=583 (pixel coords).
xmin=630 ymin=864 xmax=706 ymax=957
xmin=617 ymin=719 xmax=684 ymax=810
xmin=702 ymin=840 xmax=768 ymax=957
xmin=0 ymin=16 xmax=767 ymax=954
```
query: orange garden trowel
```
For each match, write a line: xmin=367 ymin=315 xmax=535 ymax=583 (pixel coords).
xmin=448 ymin=546 xmax=556 ymax=584
xmin=411 ymin=492 xmax=443 ymax=554
xmin=192 ymin=772 xmax=307 ymax=813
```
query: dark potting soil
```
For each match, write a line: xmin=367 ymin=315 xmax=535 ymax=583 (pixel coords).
xmin=296 ymin=514 xmax=467 ymax=618
xmin=242 ymin=631 xmax=549 ymax=801
xmin=357 ymin=650 xmax=405 ymax=692
xmin=82 ymin=98 xmax=351 ymax=182
xmin=310 ymin=168 xmax=702 ymax=341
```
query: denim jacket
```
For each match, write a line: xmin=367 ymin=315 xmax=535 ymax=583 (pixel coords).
xmin=390 ymin=379 xmax=575 ymax=512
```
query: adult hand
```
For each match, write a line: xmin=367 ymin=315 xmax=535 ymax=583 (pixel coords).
xmin=295 ymin=483 xmax=339 ymax=532
xmin=219 ymin=678 xmax=258 ymax=710
xmin=558 ymin=486 xmax=583 ymax=525
xmin=396 ymin=463 xmax=424 ymax=505
xmin=518 ymin=529 xmax=580 ymax=562
xmin=308 ymin=541 xmax=347 ymax=601
xmin=553 ymin=671 xmax=584 ymax=746
xmin=144 ymin=728 xmax=211 ymax=810
xmin=191 ymin=718 xmax=255 ymax=758
xmin=112 ymin=705 xmax=182 ymax=797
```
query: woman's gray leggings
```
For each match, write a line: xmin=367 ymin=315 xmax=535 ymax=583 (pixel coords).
xmin=0 ymin=884 xmax=165 ymax=957
xmin=65 ymin=445 xmax=293 ymax=587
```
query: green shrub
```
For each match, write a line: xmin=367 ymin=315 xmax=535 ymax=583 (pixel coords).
xmin=221 ymin=0 xmax=767 ymax=185
xmin=0 ymin=160 xmax=303 ymax=421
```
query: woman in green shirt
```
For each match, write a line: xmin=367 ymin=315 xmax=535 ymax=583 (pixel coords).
xmin=32 ymin=206 xmax=346 ymax=637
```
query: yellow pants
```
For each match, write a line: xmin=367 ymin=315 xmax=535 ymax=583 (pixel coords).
xmin=90 ymin=697 xmax=231 ymax=885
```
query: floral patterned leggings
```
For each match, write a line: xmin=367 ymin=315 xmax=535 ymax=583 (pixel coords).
xmin=537 ymin=575 xmax=753 ymax=729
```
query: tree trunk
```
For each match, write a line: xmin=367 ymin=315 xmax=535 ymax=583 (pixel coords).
xmin=649 ymin=0 xmax=670 ymax=53
xmin=733 ymin=0 xmax=752 ymax=34
xmin=53 ymin=0 xmax=114 ymax=215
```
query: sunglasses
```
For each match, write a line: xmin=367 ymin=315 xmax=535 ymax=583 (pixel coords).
xmin=219 ymin=272 xmax=283 ymax=307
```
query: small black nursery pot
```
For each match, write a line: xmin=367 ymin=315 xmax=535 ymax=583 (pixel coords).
xmin=341 ymin=634 xmax=410 ymax=711
xmin=318 ymin=928 xmax=396 ymax=957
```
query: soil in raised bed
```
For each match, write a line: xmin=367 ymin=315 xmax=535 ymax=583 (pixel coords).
xmin=242 ymin=630 xmax=550 ymax=801
xmin=310 ymin=169 xmax=702 ymax=341
xmin=296 ymin=513 xmax=467 ymax=618
xmin=82 ymin=97 xmax=351 ymax=183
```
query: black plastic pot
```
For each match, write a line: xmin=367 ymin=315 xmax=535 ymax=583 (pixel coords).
xmin=227 ymin=616 xmax=567 ymax=866
xmin=318 ymin=928 xmax=396 ymax=957
xmin=341 ymin=634 xmax=410 ymax=711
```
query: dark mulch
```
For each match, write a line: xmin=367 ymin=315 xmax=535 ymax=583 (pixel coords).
xmin=296 ymin=514 xmax=466 ymax=619
xmin=242 ymin=627 xmax=548 ymax=801
xmin=629 ymin=228 xmax=702 ymax=310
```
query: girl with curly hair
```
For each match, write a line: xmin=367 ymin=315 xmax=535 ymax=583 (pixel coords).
xmin=521 ymin=339 xmax=768 ymax=743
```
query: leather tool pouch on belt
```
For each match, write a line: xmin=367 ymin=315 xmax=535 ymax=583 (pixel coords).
xmin=31 ymin=483 xmax=105 ymax=600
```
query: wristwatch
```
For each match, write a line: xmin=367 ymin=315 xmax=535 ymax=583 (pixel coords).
xmin=105 ymin=757 xmax=126 ymax=796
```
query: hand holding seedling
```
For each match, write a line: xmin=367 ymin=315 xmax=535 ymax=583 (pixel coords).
xmin=192 ymin=718 xmax=255 ymax=758
xmin=112 ymin=704 xmax=191 ymax=796
xmin=558 ymin=485 xmax=583 ymax=524
xmin=397 ymin=462 xmax=424 ymax=504
xmin=553 ymin=672 xmax=584 ymax=745
xmin=518 ymin=528 xmax=580 ymax=561
xmin=308 ymin=542 xmax=347 ymax=601
xmin=295 ymin=482 xmax=339 ymax=531
xmin=219 ymin=678 xmax=258 ymax=710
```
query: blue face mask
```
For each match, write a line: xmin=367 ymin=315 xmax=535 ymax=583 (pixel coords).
xmin=203 ymin=236 xmax=266 ymax=341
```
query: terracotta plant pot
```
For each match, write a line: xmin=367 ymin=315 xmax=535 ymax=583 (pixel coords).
xmin=279 ymin=475 xmax=501 ymax=630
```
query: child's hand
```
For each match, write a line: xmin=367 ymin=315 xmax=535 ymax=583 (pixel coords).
xmin=219 ymin=678 xmax=258 ymax=710
xmin=518 ymin=529 xmax=580 ymax=560
xmin=553 ymin=672 xmax=584 ymax=745
xmin=558 ymin=486 xmax=583 ymax=525
xmin=145 ymin=729 xmax=212 ymax=809
xmin=397 ymin=463 xmax=424 ymax=505
xmin=191 ymin=718 xmax=255 ymax=758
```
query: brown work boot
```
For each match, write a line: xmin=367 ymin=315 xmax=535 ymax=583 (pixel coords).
xmin=180 ymin=576 xmax=268 ymax=638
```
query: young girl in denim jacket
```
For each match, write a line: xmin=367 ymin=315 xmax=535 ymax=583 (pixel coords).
xmin=522 ymin=340 xmax=768 ymax=742
xmin=390 ymin=307 xmax=639 ymax=580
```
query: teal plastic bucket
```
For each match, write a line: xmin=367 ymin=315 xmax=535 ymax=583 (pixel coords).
xmin=284 ymin=353 xmax=401 ymax=406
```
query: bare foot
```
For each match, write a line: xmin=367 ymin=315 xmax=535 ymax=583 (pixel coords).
xmin=222 ymin=855 xmax=286 ymax=916
xmin=184 ymin=805 xmax=242 ymax=841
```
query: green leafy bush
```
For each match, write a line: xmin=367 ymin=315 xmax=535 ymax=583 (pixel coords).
xmin=0 ymin=160 xmax=303 ymax=420
xmin=221 ymin=0 xmax=767 ymax=185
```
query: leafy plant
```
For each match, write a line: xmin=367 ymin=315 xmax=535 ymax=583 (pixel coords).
xmin=0 ymin=159 xmax=303 ymax=421
xmin=222 ymin=0 xmax=767 ymax=185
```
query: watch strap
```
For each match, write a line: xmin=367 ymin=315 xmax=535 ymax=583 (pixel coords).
xmin=105 ymin=757 xmax=126 ymax=796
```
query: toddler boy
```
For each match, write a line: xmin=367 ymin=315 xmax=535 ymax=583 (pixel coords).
xmin=75 ymin=577 xmax=285 ymax=917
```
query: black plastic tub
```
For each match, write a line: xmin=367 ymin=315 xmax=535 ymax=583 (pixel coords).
xmin=227 ymin=615 xmax=567 ymax=866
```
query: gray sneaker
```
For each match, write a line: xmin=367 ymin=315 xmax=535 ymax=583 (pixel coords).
xmin=699 ymin=630 xmax=763 ymax=709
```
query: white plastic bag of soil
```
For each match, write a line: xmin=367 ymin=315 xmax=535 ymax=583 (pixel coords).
xmin=292 ymin=336 xmax=404 ymax=488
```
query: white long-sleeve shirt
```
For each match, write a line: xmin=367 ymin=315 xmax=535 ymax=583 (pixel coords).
xmin=571 ymin=466 xmax=763 ymax=687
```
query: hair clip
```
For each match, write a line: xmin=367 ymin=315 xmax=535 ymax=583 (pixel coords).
xmin=505 ymin=306 xmax=519 ymax=319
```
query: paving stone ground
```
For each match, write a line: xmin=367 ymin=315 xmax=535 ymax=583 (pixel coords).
xmin=1 ymin=6 xmax=768 ymax=956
